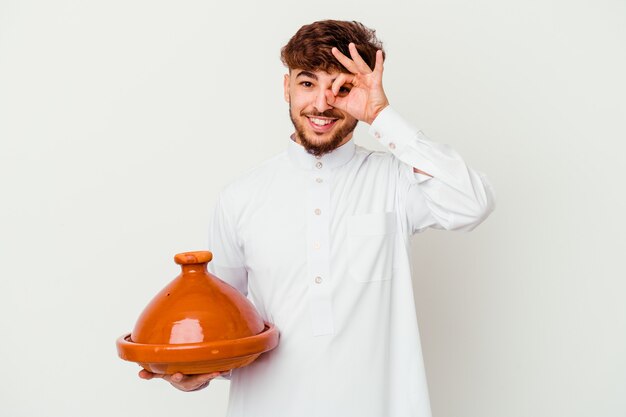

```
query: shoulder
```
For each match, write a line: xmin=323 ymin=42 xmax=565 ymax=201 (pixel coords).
xmin=353 ymin=143 xmax=398 ymax=170
xmin=354 ymin=143 xmax=387 ymax=159
xmin=350 ymin=143 xmax=412 ymax=188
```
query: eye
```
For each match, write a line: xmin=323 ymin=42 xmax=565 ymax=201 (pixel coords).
xmin=300 ymin=81 xmax=313 ymax=88
xmin=338 ymin=85 xmax=351 ymax=96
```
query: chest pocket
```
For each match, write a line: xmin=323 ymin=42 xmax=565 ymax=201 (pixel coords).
xmin=346 ymin=212 xmax=396 ymax=282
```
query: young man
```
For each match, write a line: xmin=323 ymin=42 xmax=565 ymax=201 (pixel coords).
xmin=141 ymin=20 xmax=495 ymax=417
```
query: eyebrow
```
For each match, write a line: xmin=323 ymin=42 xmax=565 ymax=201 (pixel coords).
xmin=295 ymin=70 xmax=340 ymax=83
xmin=295 ymin=70 xmax=318 ymax=80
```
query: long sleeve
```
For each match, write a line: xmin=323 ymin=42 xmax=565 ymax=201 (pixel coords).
xmin=369 ymin=106 xmax=495 ymax=234
xmin=207 ymin=191 xmax=249 ymax=296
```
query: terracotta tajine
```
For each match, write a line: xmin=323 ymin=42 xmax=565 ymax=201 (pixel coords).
xmin=116 ymin=251 xmax=279 ymax=374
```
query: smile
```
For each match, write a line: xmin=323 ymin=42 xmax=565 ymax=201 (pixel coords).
xmin=306 ymin=116 xmax=338 ymax=132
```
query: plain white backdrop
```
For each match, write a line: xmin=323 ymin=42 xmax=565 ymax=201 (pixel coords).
xmin=1 ymin=0 xmax=624 ymax=416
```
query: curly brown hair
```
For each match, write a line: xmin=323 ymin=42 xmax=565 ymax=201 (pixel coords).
xmin=280 ymin=20 xmax=385 ymax=74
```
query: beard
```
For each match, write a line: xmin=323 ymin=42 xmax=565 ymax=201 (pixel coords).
xmin=289 ymin=105 xmax=358 ymax=157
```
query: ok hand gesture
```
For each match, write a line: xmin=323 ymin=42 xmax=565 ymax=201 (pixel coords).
xmin=326 ymin=43 xmax=389 ymax=125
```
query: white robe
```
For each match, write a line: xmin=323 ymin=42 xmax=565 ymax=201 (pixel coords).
xmin=208 ymin=106 xmax=495 ymax=417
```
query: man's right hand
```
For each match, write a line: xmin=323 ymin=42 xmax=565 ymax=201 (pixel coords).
xmin=138 ymin=369 xmax=227 ymax=392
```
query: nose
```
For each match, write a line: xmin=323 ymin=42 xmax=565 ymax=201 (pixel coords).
xmin=314 ymin=87 xmax=332 ymax=112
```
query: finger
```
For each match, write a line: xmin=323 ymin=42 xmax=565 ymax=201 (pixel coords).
xmin=164 ymin=371 xmax=220 ymax=385
xmin=139 ymin=369 xmax=162 ymax=380
xmin=179 ymin=372 xmax=221 ymax=391
xmin=331 ymin=47 xmax=359 ymax=74
xmin=373 ymin=49 xmax=384 ymax=75
xmin=331 ymin=73 xmax=353 ymax=96
xmin=187 ymin=372 xmax=221 ymax=386
xmin=348 ymin=43 xmax=373 ymax=73
xmin=162 ymin=372 xmax=184 ymax=384
xmin=325 ymin=90 xmax=347 ymax=112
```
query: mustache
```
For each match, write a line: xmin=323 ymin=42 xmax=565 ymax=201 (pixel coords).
xmin=302 ymin=110 xmax=343 ymax=119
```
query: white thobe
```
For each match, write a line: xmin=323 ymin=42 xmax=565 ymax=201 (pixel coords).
xmin=208 ymin=106 xmax=495 ymax=417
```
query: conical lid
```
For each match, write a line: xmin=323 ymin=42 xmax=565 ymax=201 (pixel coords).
xmin=131 ymin=251 xmax=264 ymax=345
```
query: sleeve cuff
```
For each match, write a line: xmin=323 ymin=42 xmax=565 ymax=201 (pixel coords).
xmin=369 ymin=106 xmax=432 ymax=183
xmin=368 ymin=106 xmax=426 ymax=154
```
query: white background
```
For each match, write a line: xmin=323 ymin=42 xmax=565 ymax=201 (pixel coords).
xmin=1 ymin=1 xmax=624 ymax=416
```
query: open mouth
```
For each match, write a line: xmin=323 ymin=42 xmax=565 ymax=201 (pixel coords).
xmin=306 ymin=116 xmax=338 ymax=133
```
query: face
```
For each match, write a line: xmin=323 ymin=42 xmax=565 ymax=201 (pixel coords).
xmin=284 ymin=69 xmax=358 ymax=157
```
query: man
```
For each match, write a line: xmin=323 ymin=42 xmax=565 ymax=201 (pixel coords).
xmin=141 ymin=20 xmax=495 ymax=417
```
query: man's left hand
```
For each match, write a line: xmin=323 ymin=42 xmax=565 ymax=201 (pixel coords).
xmin=326 ymin=43 xmax=389 ymax=125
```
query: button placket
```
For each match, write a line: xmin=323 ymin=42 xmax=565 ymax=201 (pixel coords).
xmin=306 ymin=163 xmax=333 ymax=336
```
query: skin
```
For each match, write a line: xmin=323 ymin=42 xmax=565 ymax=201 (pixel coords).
xmin=330 ymin=43 xmax=431 ymax=176
xmin=140 ymin=42 xmax=428 ymax=393
xmin=138 ymin=368 xmax=229 ymax=392
xmin=286 ymin=43 xmax=430 ymax=176
xmin=284 ymin=44 xmax=389 ymax=156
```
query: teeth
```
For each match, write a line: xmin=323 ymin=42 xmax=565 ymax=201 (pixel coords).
xmin=310 ymin=117 xmax=335 ymax=126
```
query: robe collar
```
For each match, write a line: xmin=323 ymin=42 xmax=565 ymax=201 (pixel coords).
xmin=287 ymin=134 xmax=356 ymax=170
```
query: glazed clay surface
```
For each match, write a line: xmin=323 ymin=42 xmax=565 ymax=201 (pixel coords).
xmin=116 ymin=251 xmax=279 ymax=374
xmin=133 ymin=251 xmax=264 ymax=344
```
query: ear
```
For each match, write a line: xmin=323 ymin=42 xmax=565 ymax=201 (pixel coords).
xmin=283 ymin=73 xmax=290 ymax=103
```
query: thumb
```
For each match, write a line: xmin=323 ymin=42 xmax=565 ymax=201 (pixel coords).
xmin=325 ymin=90 xmax=346 ymax=111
